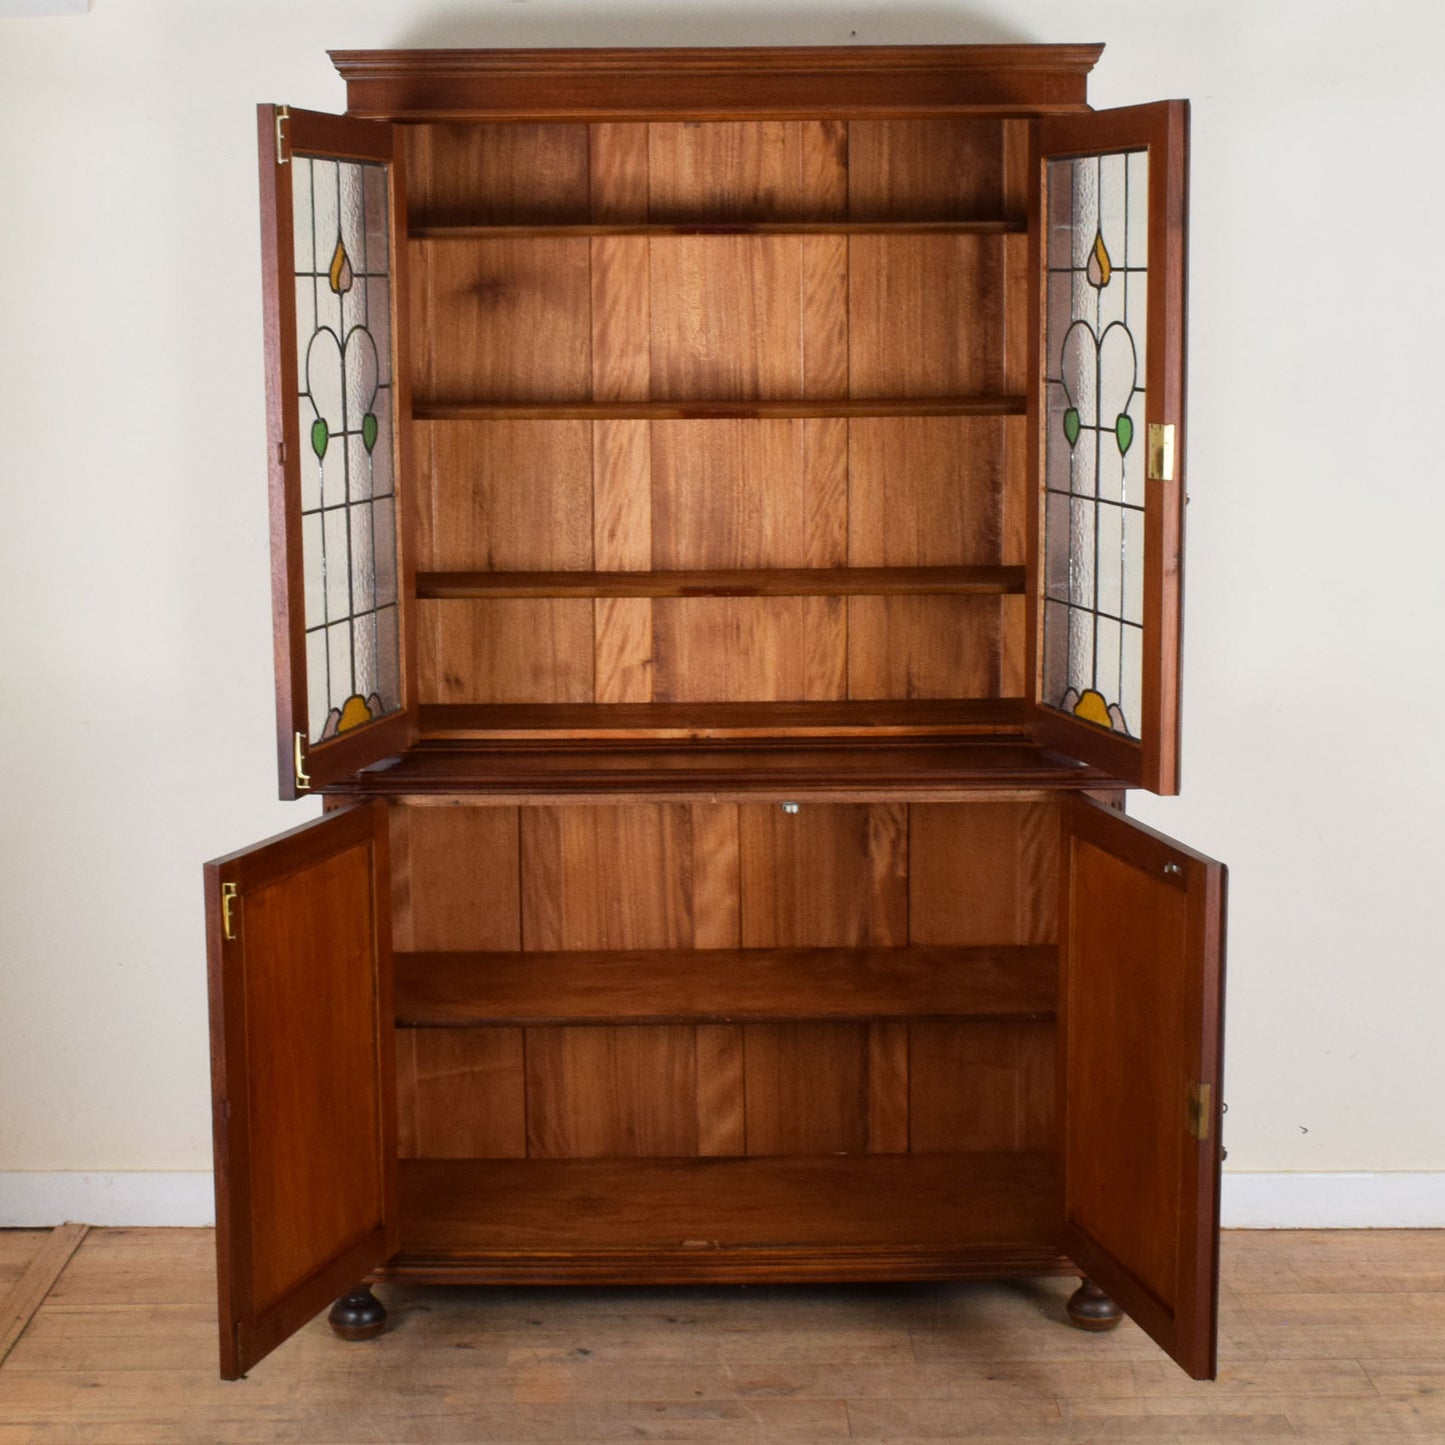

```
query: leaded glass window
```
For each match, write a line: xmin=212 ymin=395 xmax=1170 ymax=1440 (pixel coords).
xmin=1042 ymin=150 xmax=1148 ymax=740
xmin=293 ymin=154 xmax=401 ymax=745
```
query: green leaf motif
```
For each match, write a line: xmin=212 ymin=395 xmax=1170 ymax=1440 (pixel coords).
xmin=361 ymin=411 xmax=379 ymax=454
xmin=1063 ymin=408 xmax=1081 ymax=448
xmin=310 ymin=418 xmax=329 ymax=461
xmin=1115 ymin=413 xmax=1134 ymax=456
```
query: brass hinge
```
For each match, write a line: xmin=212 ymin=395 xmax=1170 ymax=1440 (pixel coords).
xmin=1148 ymin=422 xmax=1177 ymax=482
xmin=1187 ymin=1082 xmax=1213 ymax=1142
xmin=275 ymin=105 xmax=290 ymax=165
xmin=220 ymin=882 xmax=240 ymax=942
xmin=294 ymin=731 xmax=312 ymax=791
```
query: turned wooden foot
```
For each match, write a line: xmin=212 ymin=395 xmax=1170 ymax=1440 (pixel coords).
xmin=328 ymin=1286 xmax=387 ymax=1341
xmin=1066 ymin=1278 xmax=1123 ymax=1332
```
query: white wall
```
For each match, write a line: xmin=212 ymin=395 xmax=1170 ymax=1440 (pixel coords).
xmin=1 ymin=0 xmax=1441 ymax=1224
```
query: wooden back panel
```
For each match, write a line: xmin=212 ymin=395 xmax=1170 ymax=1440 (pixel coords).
xmin=400 ymin=118 xmax=1032 ymax=716
xmin=393 ymin=799 xmax=1059 ymax=1163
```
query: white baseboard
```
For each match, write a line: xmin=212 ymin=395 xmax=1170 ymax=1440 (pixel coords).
xmin=1221 ymin=1172 xmax=1445 ymax=1228
xmin=3 ymin=1170 xmax=1443 ymax=1231
xmin=0 ymin=1172 xmax=215 ymax=1227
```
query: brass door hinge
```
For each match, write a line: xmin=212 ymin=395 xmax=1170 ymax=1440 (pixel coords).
xmin=294 ymin=731 xmax=311 ymax=791
xmin=275 ymin=105 xmax=290 ymax=165
xmin=1187 ymin=1082 xmax=1213 ymax=1142
xmin=1148 ymin=423 xmax=1176 ymax=482
xmin=220 ymin=883 xmax=240 ymax=942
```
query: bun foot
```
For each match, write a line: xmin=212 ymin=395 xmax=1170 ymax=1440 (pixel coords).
xmin=328 ymin=1286 xmax=387 ymax=1341
xmin=1066 ymin=1278 xmax=1123 ymax=1332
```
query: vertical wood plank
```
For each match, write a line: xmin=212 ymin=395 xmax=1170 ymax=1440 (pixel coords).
xmin=590 ymin=122 xmax=650 ymax=221
xmin=402 ymin=122 xmax=591 ymax=227
xmin=848 ymin=418 xmax=1005 ymax=567
xmin=419 ymin=598 xmax=595 ymax=705
xmin=908 ymin=1021 xmax=1055 ymax=1152
xmin=591 ymin=237 xmax=651 ymax=402
xmin=739 ymin=803 xmax=907 ymax=948
xmin=695 ymin=1024 xmax=747 ymax=1156
xmin=867 ymin=1021 xmax=911 ymax=1154
xmin=395 ymin=805 xmax=521 ymax=952
xmin=595 ymin=598 xmax=655 ymax=703
xmin=743 ymin=1022 xmax=871 ymax=1156
xmin=909 ymin=802 xmax=1059 ymax=946
xmin=415 ymin=420 xmax=594 ymax=571
xmin=691 ymin=805 xmax=741 ymax=948
xmin=651 ymin=419 xmax=847 ymax=570
xmin=846 ymin=596 xmax=1005 ymax=700
xmin=593 ymin=418 xmax=654 ymax=703
xmin=800 ymin=235 xmax=849 ymax=400
xmin=847 ymin=119 xmax=1006 ymax=221
xmin=525 ymin=1026 xmax=698 ymax=1158
xmin=651 ymin=598 xmax=846 ymax=702
xmin=395 ymin=1028 xmax=528 ymax=1159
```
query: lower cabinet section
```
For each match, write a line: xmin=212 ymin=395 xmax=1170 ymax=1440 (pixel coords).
xmin=386 ymin=1153 xmax=1070 ymax=1284
xmin=206 ymin=792 xmax=1224 ymax=1382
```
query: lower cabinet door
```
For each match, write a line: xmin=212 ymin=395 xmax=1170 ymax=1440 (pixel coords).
xmin=1059 ymin=796 xmax=1227 ymax=1379
xmin=204 ymin=801 xmax=398 ymax=1379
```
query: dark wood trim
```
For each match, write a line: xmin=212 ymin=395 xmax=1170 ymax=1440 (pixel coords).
xmin=414 ymin=397 xmax=1026 ymax=423
xmin=418 ymin=699 xmax=1028 ymax=741
xmin=395 ymin=944 xmax=1057 ymax=1027
xmin=412 ymin=221 xmax=1028 ymax=240
xmin=323 ymin=738 xmax=1113 ymax=800
xmin=415 ymin=566 xmax=1026 ymax=601
xmin=331 ymin=45 xmax=1105 ymax=121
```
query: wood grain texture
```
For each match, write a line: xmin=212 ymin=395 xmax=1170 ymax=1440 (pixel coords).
xmin=588 ymin=121 xmax=649 ymax=221
xmin=400 ymin=122 xmax=591 ymax=227
xmin=12 ymin=1226 xmax=1445 ymax=1441
xmin=651 ymin=418 xmax=848 ymax=570
xmin=847 ymin=119 xmax=1009 ymax=220
xmin=418 ymin=597 xmax=595 ymax=704
xmin=648 ymin=237 xmax=846 ymax=401
xmin=908 ymin=1021 xmax=1055 ymax=1152
xmin=846 ymin=595 xmax=1006 ymax=700
xmin=646 ymin=120 xmax=848 ymax=221
xmin=412 ymin=237 xmax=592 ymax=405
xmin=392 ymin=944 xmax=1057 ymax=1025
xmin=909 ymin=800 xmax=1059 ymax=946
xmin=849 ymin=235 xmax=1005 ymax=398
xmin=525 ymin=1026 xmax=701 ymax=1158
xmin=389 ymin=803 xmax=520 ymax=952
xmin=519 ymin=805 xmax=741 ymax=951
xmin=0 ymin=1224 xmax=87 ymax=1367
xmin=413 ymin=420 xmax=593 ymax=572
xmin=743 ymin=1022 xmax=877 ymax=1155
xmin=590 ymin=236 xmax=651 ymax=401
xmin=395 ymin=1027 xmax=526 ymax=1158
xmin=848 ymin=418 xmax=1006 ymax=568
xmin=739 ymin=803 xmax=907 ymax=948
xmin=650 ymin=597 xmax=847 ymax=702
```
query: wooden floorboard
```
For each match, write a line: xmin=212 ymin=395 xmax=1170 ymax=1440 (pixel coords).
xmin=0 ymin=1228 xmax=1442 ymax=1440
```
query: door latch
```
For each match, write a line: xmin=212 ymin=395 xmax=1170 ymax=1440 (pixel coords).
xmin=1187 ymin=1082 xmax=1212 ymax=1142
xmin=220 ymin=883 xmax=240 ymax=942
xmin=1147 ymin=423 xmax=1176 ymax=482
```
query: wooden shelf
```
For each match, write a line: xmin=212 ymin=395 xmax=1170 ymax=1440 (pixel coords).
xmin=418 ymin=699 xmax=1026 ymax=741
xmin=413 ymin=220 xmax=1027 ymax=239
xmin=334 ymin=737 xmax=1112 ymax=800
xmin=389 ymin=1154 xmax=1065 ymax=1283
xmin=414 ymin=397 xmax=1026 ymax=423
xmin=395 ymin=944 xmax=1056 ymax=1027
xmin=416 ymin=566 xmax=1025 ymax=601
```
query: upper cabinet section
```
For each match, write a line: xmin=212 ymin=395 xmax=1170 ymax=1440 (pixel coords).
xmin=1027 ymin=102 xmax=1189 ymax=794
xmin=259 ymin=107 xmax=418 ymax=798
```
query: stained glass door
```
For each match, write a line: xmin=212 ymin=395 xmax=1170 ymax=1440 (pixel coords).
xmin=1027 ymin=102 xmax=1188 ymax=794
xmin=259 ymin=106 xmax=417 ymax=798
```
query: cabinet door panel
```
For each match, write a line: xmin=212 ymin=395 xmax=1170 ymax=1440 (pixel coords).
xmin=1060 ymin=797 xmax=1225 ymax=1379
xmin=1027 ymin=102 xmax=1188 ymax=792
xmin=205 ymin=803 xmax=397 ymax=1379
xmin=260 ymin=105 xmax=418 ymax=797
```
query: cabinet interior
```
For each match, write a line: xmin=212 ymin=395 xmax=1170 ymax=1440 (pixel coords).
xmin=402 ymin=117 xmax=1034 ymax=743
xmin=386 ymin=796 xmax=1068 ymax=1276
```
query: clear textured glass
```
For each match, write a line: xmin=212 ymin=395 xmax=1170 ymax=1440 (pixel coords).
xmin=1040 ymin=148 xmax=1148 ymax=740
xmin=293 ymin=153 xmax=402 ymax=742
